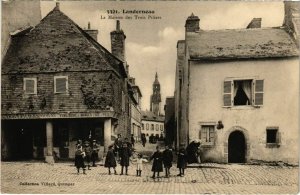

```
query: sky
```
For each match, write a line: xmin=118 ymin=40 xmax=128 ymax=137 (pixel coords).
xmin=41 ymin=1 xmax=284 ymax=113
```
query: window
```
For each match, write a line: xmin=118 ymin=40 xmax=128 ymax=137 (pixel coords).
xmin=223 ymin=79 xmax=264 ymax=107
xmin=24 ymin=78 xmax=37 ymax=94
xmin=200 ymin=125 xmax=215 ymax=144
xmin=160 ymin=125 xmax=163 ymax=131
xmin=266 ymin=127 xmax=280 ymax=148
xmin=156 ymin=124 xmax=159 ymax=131
xmin=54 ymin=76 xmax=68 ymax=94
xmin=146 ymin=124 xmax=149 ymax=130
xmin=151 ymin=124 xmax=154 ymax=131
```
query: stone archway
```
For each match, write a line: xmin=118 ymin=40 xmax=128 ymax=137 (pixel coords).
xmin=224 ymin=126 xmax=250 ymax=163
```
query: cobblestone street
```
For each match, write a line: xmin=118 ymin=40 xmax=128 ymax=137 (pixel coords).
xmin=1 ymin=159 xmax=298 ymax=194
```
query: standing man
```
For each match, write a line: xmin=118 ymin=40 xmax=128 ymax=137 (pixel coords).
xmin=91 ymin=140 xmax=99 ymax=167
xmin=162 ymin=145 xmax=173 ymax=178
xmin=141 ymin=134 xmax=146 ymax=147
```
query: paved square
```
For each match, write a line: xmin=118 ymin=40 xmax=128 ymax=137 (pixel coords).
xmin=1 ymin=161 xmax=298 ymax=194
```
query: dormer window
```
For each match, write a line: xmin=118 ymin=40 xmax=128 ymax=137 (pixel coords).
xmin=24 ymin=78 xmax=37 ymax=95
xmin=54 ymin=76 xmax=68 ymax=94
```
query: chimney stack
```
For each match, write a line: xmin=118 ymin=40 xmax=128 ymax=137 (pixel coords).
xmin=55 ymin=2 xmax=60 ymax=10
xmin=247 ymin=18 xmax=262 ymax=29
xmin=84 ymin=22 xmax=98 ymax=41
xmin=185 ymin=13 xmax=200 ymax=32
xmin=110 ymin=20 xmax=126 ymax=63
xmin=283 ymin=1 xmax=300 ymax=44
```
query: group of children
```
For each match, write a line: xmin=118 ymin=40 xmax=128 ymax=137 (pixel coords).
xmin=75 ymin=137 xmax=189 ymax=178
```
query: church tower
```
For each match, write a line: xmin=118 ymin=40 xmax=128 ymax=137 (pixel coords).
xmin=150 ymin=72 xmax=161 ymax=116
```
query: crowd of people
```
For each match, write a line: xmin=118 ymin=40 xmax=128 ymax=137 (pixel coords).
xmin=74 ymin=135 xmax=202 ymax=178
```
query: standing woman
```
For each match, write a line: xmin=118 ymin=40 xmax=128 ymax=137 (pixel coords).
xmin=177 ymin=145 xmax=187 ymax=177
xmin=150 ymin=146 xmax=163 ymax=179
xmin=120 ymin=143 xmax=131 ymax=175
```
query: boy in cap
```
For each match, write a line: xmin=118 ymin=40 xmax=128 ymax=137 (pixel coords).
xmin=119 ymin=143 xmax=131 ymax=175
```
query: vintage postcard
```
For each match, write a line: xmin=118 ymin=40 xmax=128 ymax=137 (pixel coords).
xmin=1 ymin=0 xmax=299 ymax=194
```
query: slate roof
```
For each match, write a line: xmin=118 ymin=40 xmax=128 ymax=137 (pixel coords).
xmin=186 ymin=27 xmax=299 ymax=60
xmin=141 ymin=110 xmax=164 ymax=122
xmin=2 ymin=5 xmax=127 ymax=77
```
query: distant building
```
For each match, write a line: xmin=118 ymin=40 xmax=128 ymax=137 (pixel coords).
xmin=1 ymin=3 xmax=132 ymax=162
xmin=175 ymin=2 xmax=299 ymax=164
xmin=141 ymin=111 xmax=164 ymax=139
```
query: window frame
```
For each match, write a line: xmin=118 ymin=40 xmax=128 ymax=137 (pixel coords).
xmin=266 ymin=126 xmax=280 ymax=148
xmin=54 ymin=76 xmax=68 ymax=94
xmin=223 ymin=77 xmax=264 ymax=108
xmin=199 ymin=122 xmax=216 ymax=146
xmin=24 ymin=78 xmax=37 ymax=95
xmin=146 ymin=123 xmax=149 ymax=130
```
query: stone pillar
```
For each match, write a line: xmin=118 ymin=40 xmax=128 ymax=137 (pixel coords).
xmin=45 ymin=121 xmax=55 ymax=163
xmin=104 ymin=118 xmax=112 ymax=153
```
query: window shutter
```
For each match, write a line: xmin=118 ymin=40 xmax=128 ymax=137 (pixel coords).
xmin=254 ymin=80 xmax=264 ymax=106
xmin=25 ymin=80 xmax=35 ymax=94
xmin=276 ymin=131 xmax=281 ymax=145
xmin=223 ymin=80 xmax=233 ymax=107
xmin=201 ymin=126 xmax=208 ymax=142
xmin=209 ymin=127 xmax=214 ymax=142
xmin=55 ymin=78 xmax=67 ymax=93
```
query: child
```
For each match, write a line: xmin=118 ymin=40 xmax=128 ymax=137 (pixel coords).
xmin=150 ymin=146 xmax=163 ymax=179
xmin=177 ymin=146 xmax=187 ymax=177
xmin=120 ymin=143 xmax=131 ymax=175
xmin=163 ymin=145 xmax=173 ymax=178
xmin=84 ymin=141 xmax=92 ymax=170
xmin=75 ymin=145 xmax=86 ymax=174
xmin=104 ymin=145 xmax=117 ymax=175
xmin=132 ymin=154 xmax=148 ymax=177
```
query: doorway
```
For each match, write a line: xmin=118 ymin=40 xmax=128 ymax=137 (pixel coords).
xmin=228 ymin=131 xmax=246 ymax=163
xmin=11 ymin=128 xmax=33 ymax=160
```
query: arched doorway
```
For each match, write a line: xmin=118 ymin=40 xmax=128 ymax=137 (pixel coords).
xmin=228 ymin=131 xmax=246 ymax=163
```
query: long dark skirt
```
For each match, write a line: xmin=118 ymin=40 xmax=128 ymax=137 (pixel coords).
xmin=75 ymin=155 xmax=85 ymax=169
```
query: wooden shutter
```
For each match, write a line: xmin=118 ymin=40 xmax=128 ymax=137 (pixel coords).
xmin=223 ymin=80 xmax=233 ymax=107
xmin=25 ymin=79 xmax=35 ymax=94
xmin=55 ymin=77 xmax=67 ymax=93
xmin=209 ymin=126 xmax=214 ymax=142
xmin=201 ymin=126 xmax=208 ymax=142
xmin=254 ymin=80 xmax=264 ymax=106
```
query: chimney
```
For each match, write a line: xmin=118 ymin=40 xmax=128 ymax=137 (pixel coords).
xmin=84 ymin=22 xmax=99 ymax=41
xmin=110 ymin=20 xmax=126 ymax=62
xmin=185 ymin=13 xmax=200 ymax=32
xmin=283 ymin=1 xmax=300 ymax=45
xmin=247 ymin=18 xmax=262 ymax=29
xmin=54 ymin=2 xmax=60 ymax=10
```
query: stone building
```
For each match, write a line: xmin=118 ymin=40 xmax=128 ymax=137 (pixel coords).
xmin=164 ymin=97 xmax=175 ymax=146
xmin=150 ymin=72 xmax=162 ymax=116
xmin=175 ymin=2 xmax=299 ymax=164
xmin=2 ymin=0 xmax=41 ymax=59
xmin=129 ymin=77 xmax=142 ymax=141
xmin=1 ymin=3 xmax=132 ymax=162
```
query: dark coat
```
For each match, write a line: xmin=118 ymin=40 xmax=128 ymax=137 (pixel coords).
xmin=186 ymin=141 xmax=200 ymax=164
xmin=163 ymin=149 xmax=173 ymax=168
xmin=177 ymin=148 xmax=187 ymax=169
xmin=75 ymin=150 xmax=85 ymax=168
xmin=150 ymin=151 xmax=163 ymax=172
xmin=120 ymin=147 xmax=131 ymax=167
xmin=104 ymin=150 xmax=117 ymax=168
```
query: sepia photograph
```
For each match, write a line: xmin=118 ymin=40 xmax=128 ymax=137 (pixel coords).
xmin=1 ymin=0 xmax=299 ymax=194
